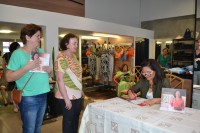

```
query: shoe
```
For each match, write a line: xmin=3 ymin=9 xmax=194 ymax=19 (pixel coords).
xmin=4 ymin=103 xmax=8 ymax=106
xmin=13 ymin=107 xmax=18 ymax=113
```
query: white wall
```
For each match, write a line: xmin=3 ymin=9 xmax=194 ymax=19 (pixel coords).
xmin=141 ymin=0 xmax=195 ymax=22
xmin=197 ymin=0 xmax=200 ymax=18
xmin=85 ymin=0 xmax=141 ymax=27
xmin=0 ymin=4 xmax=154 ymax=60
xmin=85 ymin=0 xmax=196 ymax=27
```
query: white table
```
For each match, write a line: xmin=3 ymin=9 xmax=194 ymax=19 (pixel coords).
xmin=79 ymin=97 xmax=200 ymax=133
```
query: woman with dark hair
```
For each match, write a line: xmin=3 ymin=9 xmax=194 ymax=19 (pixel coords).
xmin=2 ymin=42 xmax=20 ymax=112
xmin=127 ymin=59 xmax=170 ymax=106
xmin=55 ymin=33 xmax=84 ymax=133
xmin=6 ymin=24 xmax=51 ymax=133
xmin=170 ymin=90 xmax=184 ymax=110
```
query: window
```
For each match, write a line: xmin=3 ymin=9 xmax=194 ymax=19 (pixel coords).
xmin=2 ymin=42 xmax=23 ymax=55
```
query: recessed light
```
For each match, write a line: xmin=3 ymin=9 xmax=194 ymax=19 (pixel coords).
xmin=0 ymin=30 xmax=13 ymax=33
xmin=81 ymin=36 xmax=100 ymax=40
xmin=93 ymin=33 xmax=120 ymax=38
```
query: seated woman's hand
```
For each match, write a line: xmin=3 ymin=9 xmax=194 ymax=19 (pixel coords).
xmin=128 ymin=90 xmax=137 ymax=100
xmin=141 ymin=98 xmax=161 ymax=106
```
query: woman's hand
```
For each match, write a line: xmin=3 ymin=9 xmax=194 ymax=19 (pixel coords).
xmin=141 ymin=98 xmax=161 ymax=106
xmin=64 ymin=99 xmax=72 ymax=110
xmin=26 ymin=58 xmax=41 ymax=70
xmin=128 ymin=90 xmax=137 ymax=100
xmin=81 ymin=91 xmax=85 ymax=98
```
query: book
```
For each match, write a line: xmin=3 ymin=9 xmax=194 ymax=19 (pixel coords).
xmin=30 ymin=52 xmax=50 ymax=73
xmin=160 ymin=88 xmax=186 ymax=113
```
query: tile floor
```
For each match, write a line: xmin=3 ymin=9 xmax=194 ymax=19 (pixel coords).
xmin=0 ymin=87 xmax=116 ymax=133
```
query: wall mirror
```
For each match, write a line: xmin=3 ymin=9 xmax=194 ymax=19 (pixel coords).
xmin=192 ymin=0 xmax=200 ymax=109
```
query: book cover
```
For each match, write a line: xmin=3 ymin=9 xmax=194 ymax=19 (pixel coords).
xmin=30 ymin=52 xmax=50 ymax=73
xmin=160 ymin=88 xmax=186 ymax=113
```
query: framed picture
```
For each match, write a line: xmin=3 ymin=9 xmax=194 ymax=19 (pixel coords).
xmin=160 ymin=88 xmax=186 ymax=113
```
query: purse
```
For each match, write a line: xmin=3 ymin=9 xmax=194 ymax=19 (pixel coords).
xmin=183 ymin=28 xmax=192 ymax=40
xmin=12 ymin=73 xmax=34 ymax=104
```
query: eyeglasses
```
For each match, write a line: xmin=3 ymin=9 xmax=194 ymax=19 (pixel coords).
xmin=141 ymin=71 xmax=153 ymax=76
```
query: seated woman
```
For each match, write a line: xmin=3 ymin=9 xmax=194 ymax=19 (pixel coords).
xmin=127 ymin=59 xmax=170 ymax=106
xmin=170 ymin=90 xmax=184 ymax=111
xmin=114 ymin=64 xmax=134 ymax=97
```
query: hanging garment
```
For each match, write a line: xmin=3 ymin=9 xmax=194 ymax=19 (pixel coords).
xmin=115 ymin=47 xmax=124 ymax=59
xmin=89 ymin=54 xmax=96 ymax=75
xmin=101 ymin=53 xmax=110 ymax=81
xmin=108 ymin=54 xmax=114 ymax=81
xmin=95 ymin=56 xmax=101 ymax=80
xmin=121 ymin=50 xmax=127 ymax=61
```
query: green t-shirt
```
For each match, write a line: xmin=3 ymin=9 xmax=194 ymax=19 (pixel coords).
xmin=7 ymin=48 xmax=50 ymax=96
xmin=157 ymin=54 xmax=171 ymax=68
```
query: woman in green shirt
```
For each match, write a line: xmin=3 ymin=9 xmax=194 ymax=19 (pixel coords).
xmin=157 ymin=48 xmax=171 ymax=68
xmin=6 ymin=24 xmax=51 ymax=133
xmin=127 ymin=59 xmax=170 ymax=106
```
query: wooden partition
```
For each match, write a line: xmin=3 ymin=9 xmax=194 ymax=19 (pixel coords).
xmin=0 ymin=0 xmax=85 ymax=17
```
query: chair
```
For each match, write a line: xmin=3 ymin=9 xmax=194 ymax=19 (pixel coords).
xmin=166 ymin=74 xmax=184 ymax=89
xmin=161 ymin=67 xmax=172 ymax=74
xmin=131 ymin=66 xmax=142 ymax=79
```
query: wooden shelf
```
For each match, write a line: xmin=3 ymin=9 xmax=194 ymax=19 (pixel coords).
xmin=173 ymin=60 xmax=193 ymax=62
xmin=172 ymin=39 xmax=194 ymax=67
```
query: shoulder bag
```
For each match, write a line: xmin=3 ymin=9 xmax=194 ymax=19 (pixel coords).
xmin=12 ymin=73 xmax=34 ymax=104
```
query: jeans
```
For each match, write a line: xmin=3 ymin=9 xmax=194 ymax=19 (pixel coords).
xmin=194 ymin=71 xmax=200 ymax=85
xmin=19 ymin=93 xmax=47 ymax=133
xmin=59 ymin=98 xmax=82 ymax=133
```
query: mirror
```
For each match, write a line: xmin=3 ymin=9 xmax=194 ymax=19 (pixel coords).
xmin=192 ymin=0 xmax=200 ymax=109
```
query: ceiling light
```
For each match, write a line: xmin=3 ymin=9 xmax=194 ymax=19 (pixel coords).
xmin=81 ymin=36 xmax=100 ymax=40
xmin=59 ymin=34 xmax=65 ymax=38
xmin=0 ymin=30 xmax=13 ymax=33
xmin=165 ymin=41 xmax=172 ymax=44
xmin=156 ymin=41 xmax=162 ymax=44
xmin=93 ymin=33 xmax=120 ymax=38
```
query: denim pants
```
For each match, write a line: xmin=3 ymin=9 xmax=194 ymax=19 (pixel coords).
xmin=59 ymin=98 xmax=82 ymax=133
xmin=194 ymin=71 xmax=200 ymax=85
xmin=19 ymin=93 xmax=47 ymax=133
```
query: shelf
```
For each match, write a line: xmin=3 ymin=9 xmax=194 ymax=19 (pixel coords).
xmin=173 ymin=49 xmax=193 ymax=52
xmin=173 ymin=39 xmax=194 ymax=41
xmin=172 ymin=39 xmax=194 ymax=67
xmin=173 ymin=60 xmax=193 ymax=62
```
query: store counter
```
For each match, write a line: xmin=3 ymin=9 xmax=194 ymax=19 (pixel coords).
xmin=79 ymin=97 xmax=200 ymax=133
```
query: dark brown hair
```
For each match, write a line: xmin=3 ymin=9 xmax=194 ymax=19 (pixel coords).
xmin=20 ymin=24 xmax=42 ymax=44
xmin=141 ymin=59 xmax=165 ymax=84
xmin=59 ymin=33 xmax=78 ymax=51
xmin=9 ymin=42 xmax=20 ymax=53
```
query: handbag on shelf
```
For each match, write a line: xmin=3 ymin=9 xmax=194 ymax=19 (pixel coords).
xmin=12 ymin=73 xmax=34 ymax=104
xmin=183 ymin=28 xmax=192 ymax=40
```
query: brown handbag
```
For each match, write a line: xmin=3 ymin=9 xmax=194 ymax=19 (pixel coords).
xmin=12 ymin=73 xmax=34 ymax=104
xmin=12 ymin=88 xmax=23 ymax=104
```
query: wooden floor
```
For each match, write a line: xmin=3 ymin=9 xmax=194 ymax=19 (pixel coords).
xmin=0 ymin=87 xmax=116 ymax=133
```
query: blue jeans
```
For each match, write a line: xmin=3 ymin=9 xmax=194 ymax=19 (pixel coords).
xmin=59 ymin=98 xmax=82 ymax=133
xmin=19 ymin=93 xmax=47 ymax=133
